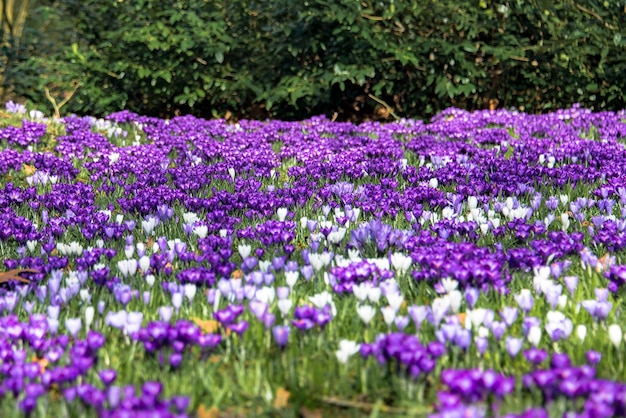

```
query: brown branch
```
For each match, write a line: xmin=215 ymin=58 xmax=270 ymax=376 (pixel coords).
xmin=319 ymin=396 xmax=431 ymax=416
xmin=0 ymin=268 xmax=39 ymax=285
xmin=368 ymin=93 xmax=400 ymax=120
xmin=360 ymin=13 xmax=384 ymax=21
xmin=44 ymin=82 xmax=81 ymax=119
xmin=574 ymin=2 xmax=617 ymax=30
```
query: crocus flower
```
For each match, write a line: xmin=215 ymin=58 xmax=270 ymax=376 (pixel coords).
xmin=65 ymin=318 xmax=82 ymax=337
xmin=336 ymin=340 xmax=361 ymax=364
xmin=99 ymin=369 xmax=117 ymax=386
xmin=158 ymin=306 xmax=173 ymax=322
xmin=408 ymin=305 xmax=429 ymax=329
xmin=272 ymin=325 xmax=290 ymax=349
xmin=505 ymin=337 xmax=523 ymax=358
xmin=357 ymin=305 xmax=376 ymax=325
xmin=586 ymin=350 xmax=602 ymax=365
xmin=527 ymin=326 xmax=542 ymax=347
xmin=563 ymin=276 xmax=578 ymax=296
xmin=500 ymin=306 xmax=518 ymax=327
xmin=576 ymin=325 xmax=587 ymax=343
xmin=608 ymin=324 xmax=622 ymax=348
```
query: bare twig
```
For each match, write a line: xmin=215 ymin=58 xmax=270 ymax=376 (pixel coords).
xmin=44 ymin=82 xmax=81 ymax=119
xmin=368 ymin=93 xmax=400 ymax=120
xmin=319 ymin=396 xmax=431 ymax=416
xmin=0 ymin=268 xmax=39 ymax=285
xmin=360 ymin=13 xmax=384 ymax=21
xmin=574 ymin=2 xmax=617 ymax=30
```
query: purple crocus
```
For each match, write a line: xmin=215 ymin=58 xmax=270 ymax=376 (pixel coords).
xmin=99 ymin=369 xmax=117 ymax=386
xmin=505 ymin=337 xmax=523 ymax=358
xmin=272 ymin=325 xmax=290 ymax=349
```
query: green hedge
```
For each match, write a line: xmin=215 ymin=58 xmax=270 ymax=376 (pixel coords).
xmin=3 ymin=0 xmax=625 ymax=120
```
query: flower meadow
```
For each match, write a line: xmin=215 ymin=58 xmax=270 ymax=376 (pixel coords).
xmin=2 ymin=101 xmax=626 ymax=417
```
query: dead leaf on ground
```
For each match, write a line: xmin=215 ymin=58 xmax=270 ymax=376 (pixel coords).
xmin=23 ymin=164 xmax=36 ymax=175
xmin=300 ymin=406 xmax=323 ymax=418
xmin=191 ymin=317 xmax=221 ymax=334
xmin=273 ymin=387 xmax=290 ymax=409
xmin=0 ymin=268 xmax=38 ymax=285
xmin=197 ymin=404 xmax=220 ymax=418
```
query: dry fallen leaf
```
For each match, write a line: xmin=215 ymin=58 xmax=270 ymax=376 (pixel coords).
xmin=273 ymin=387 xmax=290 ymax=409
xmin=0 ymin=268 xmax=38 ymax=285
xmin=457 ymin=313 xmax=467 ymax=327
xmin=23 ymin=164 xmax=37 ymax=176
xmin=208 ymin=355 xmax=222 ymax=364
xmin=197 ymin=404 xmax=220 ymax=418
xmin=300 ymin=406 xmax=323 ymax=418
xmin=191 ymin=318 xmax=221 ymax=334
xmin=31 ymin=355 xmax=49 ymax=374
xmin=230 ymin=269 xmax=243 ymax=279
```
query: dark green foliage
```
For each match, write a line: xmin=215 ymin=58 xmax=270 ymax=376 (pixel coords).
xmin=3 ymin=0 xmax=626 ymax=120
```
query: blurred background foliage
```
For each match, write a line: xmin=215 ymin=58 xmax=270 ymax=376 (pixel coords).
xmin=1 ymin=0 xmax=625 ymax=121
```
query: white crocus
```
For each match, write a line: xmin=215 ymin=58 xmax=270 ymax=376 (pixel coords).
xmin=309 ymin=291 xmax=336 ymax=316
xmin=184 ymin=283 xmax=197 ymax=302
xmin=381 ymin=306 xmax=397 ymax=326
xmin=353 ymin=283 xmax=369 ymax=302
xmin=357 ymin=305 xmax=376 ymax=325
xmin=560 ymin=213 xmax=570 ymax=231
xmin=79 ymin=289 xmax=91 ymax=303
xmin=145 ymin=274 xmax=155 ymax=288
xmin=468 ymin=308 xmax=487 ymax=330
xmin=117 ymin=260 xmax=129 ymax=277
xmin=285 ymin=271 xmax=299 ymax=289
xmin=84 ymin=306 xmax=95 ymax=330
xmin=386 ymin=292 xmax=404 ymax=312
xmin=335 ymin=339 xmax=361 ymax=364
xmin=277 ymin=299 xmax=293 ymax=316
xmin=26 ymin=240 xmax=37 ymax=253
xmin=142 ymin=217 xmax=157 ymax=236
xmin=390 ymin=253 xmax=412 ymax=275
xmin=276 ymin=207 xmax=288 ymax=222
xmin=366 ymin=287 xmax=382 ymax=304
xmin=576 ymin=325 xmax=587 ymax=343
xmin=255 ymin=286 xmax=276 ymax=305
xmin=608 ymin=324 xmax=622 ymax=348
xmin=183 ymin=212 xmax=200 ymax=224
xmin=441 ymin=278 xmax=459 ymax=293
xmin=238 ymin=244 xmax=251 ymax=259
xmin=528 ymin=326 xmax=542 ymax=347
xmin=327 ymin=228 xmax=346 ymax=244
xmin=308 ymin=254 xmax=324 ymax=272
xmin=139 ymin=256 xmax=151 ymax=273
xmin=259 ymin=260 xmax=271 ymax=272
xmin=193 ymin=224 xmax=208 ymax=239
xmin=447 ymin=290 xmax=463 ymax=313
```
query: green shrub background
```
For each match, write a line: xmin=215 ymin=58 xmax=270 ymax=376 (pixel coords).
xmin=1 ymin=0 xmax=625 ymax=120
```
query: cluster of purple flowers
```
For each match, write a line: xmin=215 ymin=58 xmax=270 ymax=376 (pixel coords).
xmin=135 ymin=319 xmax=222 ymax=368
xmin=0 ymin=120 xmax=47 ymax=148
xmin=3 ymin=102 xmax=626 ymax=415
xmin=360 ymin=332 xmax=445 ymax=379
xmin=328 ymin=260 xmax=394 ymax=294
xmin=348 ymin=219 xmax=413 ymax=255
xmin=606 ymin=265 xmax=626 ymax=293
xmin=430 ymin=351 xmax=626 ymax=418
xmin=0 ymin=314 xmax=110 ymax=415
xmin=291 ymin=304 xmax=332 ymax=331
xmin=66 ymin=381 xmax=190 ymax=418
